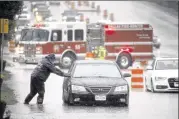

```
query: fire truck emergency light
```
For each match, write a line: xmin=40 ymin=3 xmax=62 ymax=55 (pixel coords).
xmin=104 ymin=25 xmax=115 ymax=35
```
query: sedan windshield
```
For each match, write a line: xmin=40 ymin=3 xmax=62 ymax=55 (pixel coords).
xmin=155 ymin=60 xmax=178 ymax=70
xmin=73 ymin=63 xmax=122 ymax=78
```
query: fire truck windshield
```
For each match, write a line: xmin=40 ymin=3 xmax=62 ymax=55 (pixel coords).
xmin=20 ymin=29 xmax=49 ymax=41
xmin=88 ymin=29 xmax=101 ymax=39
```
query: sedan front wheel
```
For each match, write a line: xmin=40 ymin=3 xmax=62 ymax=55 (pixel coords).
xmin=67 ymin=88 xmax=74 ymax=105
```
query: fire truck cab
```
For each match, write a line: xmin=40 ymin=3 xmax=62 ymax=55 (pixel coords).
xmin=87 ymin=21 xmax=161 ymax=69
xmin=15 ymin=22 xmax=87 ymax=68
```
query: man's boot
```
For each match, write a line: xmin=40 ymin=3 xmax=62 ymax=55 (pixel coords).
xmin=24 ymin=94 xmax=34 ymax=104
xmin=37 ymin=95 xmax=44 ymax=104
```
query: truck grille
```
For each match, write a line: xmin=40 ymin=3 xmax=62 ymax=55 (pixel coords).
xmin=24 ymin=44 xmax=36 ymax=57
xmin=90 ymin=87 xmax=111 ymax=94
xmin=168 ymin=78 xmax=179 ymax=88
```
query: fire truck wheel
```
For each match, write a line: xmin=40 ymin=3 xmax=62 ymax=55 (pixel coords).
xmin=61 ymin=53 xmax=76 ymax=69
xmin=116 ymin=53 xmax=132 ymax=69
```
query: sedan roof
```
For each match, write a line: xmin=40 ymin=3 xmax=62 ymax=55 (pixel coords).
xmin=75 ymin=60 xmax=115 ymax=64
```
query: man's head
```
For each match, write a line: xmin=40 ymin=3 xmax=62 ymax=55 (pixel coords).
xmin=45 ymin=54 xmax=56 ymax=63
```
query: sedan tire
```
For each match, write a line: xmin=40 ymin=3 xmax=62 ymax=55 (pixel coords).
xmin=151 ymin=80 xmax=156 ymax=93
xmin=124 ymin=94 xmax=129 ymax=107
xmin=67 ymin=88 xmax=74 ymax=106
xmin=62 ymin=89 xmax=68 ymax=104
xmin=145 ymin=78 xmax=150 ymax=92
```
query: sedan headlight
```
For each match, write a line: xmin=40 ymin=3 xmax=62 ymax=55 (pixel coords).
xmin=71 ymin=85 xmax=86 ymax=92
xmin=114 ymin=85 xmax=128 ymax=92
xmin=155 ymin=77 xmax=167 ymax=81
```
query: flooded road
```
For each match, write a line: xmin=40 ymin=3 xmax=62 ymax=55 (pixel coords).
xmin=2 ymin=1 xmax=178 ymax=119
xmin=3 ymin=63 xmax=178 ymax=119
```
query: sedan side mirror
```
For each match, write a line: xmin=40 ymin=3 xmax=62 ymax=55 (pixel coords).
xmin=123 ymin=73 xmax=131 ymax=78
xmin=146 ymin=65 xmax=153 ymax=70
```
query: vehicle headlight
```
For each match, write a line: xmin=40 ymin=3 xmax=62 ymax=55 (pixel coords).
xmin=15 ymin=15 xmax=18 ymax=19
xmin=71 ymin=85 xmax=86 ymax=92
xmin=114 ymin=85 xmax=128 ymax=92
xmin=34 ymin=8 xmax=38 ymax=12
xmin=16 ymin=35 xmax=20 ymax=40
xmin=155 ymin=77 xmax=167 ymax=81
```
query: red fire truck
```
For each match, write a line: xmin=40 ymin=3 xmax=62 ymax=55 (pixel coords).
xmin=14 ymin=21 xmax=87 ymax=68
xmin=14 ymin=21 xmax=160 ymax=69
xmin=87 ymin=21 xmax=161 ymax=69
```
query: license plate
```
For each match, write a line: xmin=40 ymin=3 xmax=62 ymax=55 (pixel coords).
xmin=174 ymin=82 xmax=179 ymax=87
xmin=95 ymin=95 xmax=106 ymax=101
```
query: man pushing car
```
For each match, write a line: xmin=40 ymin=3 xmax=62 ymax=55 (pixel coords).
xmin=24 ymin=54 xmax=70 ymax=104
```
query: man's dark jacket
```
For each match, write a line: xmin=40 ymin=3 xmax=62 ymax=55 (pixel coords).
xmin=31 ymin=54 xmax=64 ymax=82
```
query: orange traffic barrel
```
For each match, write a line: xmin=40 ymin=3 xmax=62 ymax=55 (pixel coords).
xmin=8 ymin=40 xmax=16 ymax=53
xmin=109 ymin=13 xmax=114 ymax=21
xmin=85 ymin=52 xmax=94 ymax=60
xmin=97 ymin=5 xmax=101 ymax=15
xmin=131 ymin=68 xmax=144 ymax=90
xmin=71 ymin=2 xmax=75 ymax=9
xmin=91 ymin=2 xmax=95 ymax=8
xmin=78 ymin=1 xmax=82 ymax=6
xmin=103 ymin=9 xmax=108 ymax=19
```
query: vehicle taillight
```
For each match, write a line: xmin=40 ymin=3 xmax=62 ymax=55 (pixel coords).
xmin=36 ymin=46 xmax=42 ymax=54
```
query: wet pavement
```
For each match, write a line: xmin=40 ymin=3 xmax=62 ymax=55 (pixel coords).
xmin=2 ymin=1 xmax=178 ymax=119
xmin=4 ymin=64 xmax=179 ymax=119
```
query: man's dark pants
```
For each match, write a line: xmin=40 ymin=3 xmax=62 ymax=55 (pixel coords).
xmin=24 ymin=76 xmax=45 ymax=104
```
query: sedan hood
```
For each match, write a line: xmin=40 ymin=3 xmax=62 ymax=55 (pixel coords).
xmin=71 ymin=77 xmax=128 ymax=87
xmin=153 ymin=70 xmax=178 ymax=78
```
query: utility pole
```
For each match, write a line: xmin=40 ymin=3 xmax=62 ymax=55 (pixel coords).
xmin=0 ymin=18 xmax=9 ymax=101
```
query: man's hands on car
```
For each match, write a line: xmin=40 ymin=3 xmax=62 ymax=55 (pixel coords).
xmin=64 ymin=73 xmax=71 ymax=77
